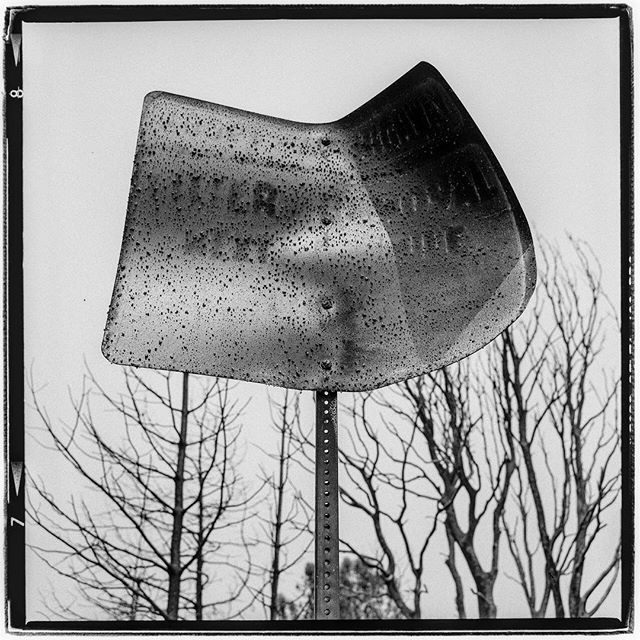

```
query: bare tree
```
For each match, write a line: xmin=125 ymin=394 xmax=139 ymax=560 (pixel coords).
xmin=331 ymin=236 xmax=620 ymax=619
xmin=248 ymin=389 xmax=312 ymax=620
xmin=500 ymin=238 xmax=620 ymax=618
xmin=337 ymin=392 xmax=442 ymax=619
xmin=288 ymin=365 xmax=519 ymax=619
xmin=367 ymin=360 xmax=516 ymax=619
xmin=28 ymin=367 xmax=255 ymax=621
xmin=287 ymin=390 xmax=442 ymax=619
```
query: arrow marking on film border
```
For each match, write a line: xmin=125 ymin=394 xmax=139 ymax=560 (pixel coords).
xmin=11 ymin=462 xmax=23 ymax=495
xmin=10 ymin=34 xmax=21 ymax=66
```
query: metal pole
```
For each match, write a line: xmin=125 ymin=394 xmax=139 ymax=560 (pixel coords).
xmin=314 ymin=390 xmax=339 ymax=620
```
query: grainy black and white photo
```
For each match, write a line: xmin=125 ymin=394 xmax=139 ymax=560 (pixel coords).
xmin=6 ymin=4 xmax=632 ymax=633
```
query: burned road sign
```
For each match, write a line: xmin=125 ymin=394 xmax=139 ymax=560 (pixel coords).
xmin=103 ymin=62 xmax=536 ymax=391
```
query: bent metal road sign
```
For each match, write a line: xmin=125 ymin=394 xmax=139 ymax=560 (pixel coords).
xmin=103 ymin=62 xmax=536 ymax=391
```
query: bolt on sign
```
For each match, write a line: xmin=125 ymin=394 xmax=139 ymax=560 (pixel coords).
xmin=103 ymin=62 xmax=536 ymax=620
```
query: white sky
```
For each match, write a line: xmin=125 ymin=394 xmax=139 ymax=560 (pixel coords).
xmin=21 ymin=16 xmax=622 ymax=622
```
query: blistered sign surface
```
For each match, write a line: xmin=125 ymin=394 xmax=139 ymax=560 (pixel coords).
xmin=103 ymin=62 xmax=536 ymax=391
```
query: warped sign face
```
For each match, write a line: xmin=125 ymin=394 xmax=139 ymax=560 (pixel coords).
xmin=103 ymin=62 xmax=536 ymax=391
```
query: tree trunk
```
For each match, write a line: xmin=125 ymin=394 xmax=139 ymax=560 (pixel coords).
xmin=445 ymin=512 xmax=498 ymax=619
xmin=519 ymin=436 xmax=565 ymax=617
xmin=569 ymin=423 xmax=588 ymax=617
xmin=505 ymin=332 xmax=566 ymax=618
xmin=195 ymin=473 xmax=204 ymax=620
xmin=444 ymin=527 xmax=466 ymax=619
xmin=476 ymin=577 xmax=497 ymax=619
xmin=167 ymin=372 xmax=189 ymax=620
xmin=269 ymin=412 xmax=287 ymax=620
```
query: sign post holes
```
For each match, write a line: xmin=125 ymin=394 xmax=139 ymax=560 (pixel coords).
xmin=315 ymin=390 xmax=339 ymax=619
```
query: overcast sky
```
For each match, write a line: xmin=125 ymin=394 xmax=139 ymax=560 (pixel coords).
xmin=22 ymin=16 xmax=622 ymax=621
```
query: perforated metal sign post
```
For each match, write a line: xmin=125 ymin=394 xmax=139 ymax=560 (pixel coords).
xmin=315 ymin=390 xmax=339 ymax=619
xmin=103 ymin=62 xmax=536 ymax=621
